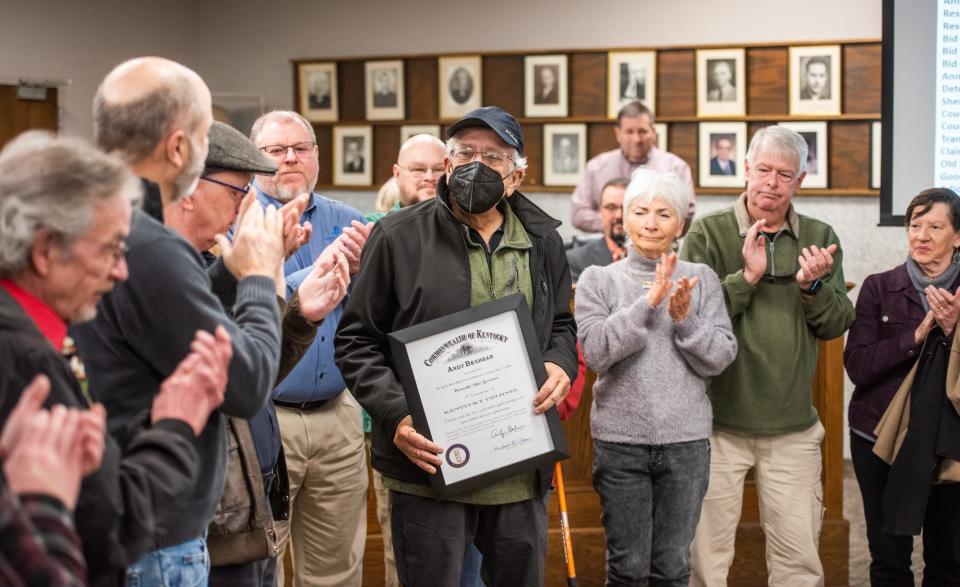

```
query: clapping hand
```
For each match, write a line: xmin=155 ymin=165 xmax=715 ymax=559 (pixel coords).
xmin=926 ymin=285 xmax=960 ymax=336
xmin=668 ymin=276 xmax=701 ymax=322
xmin=216 ymin=201 xmax=285 ymax=280
xmin=796 ymin=244 xmax=838 ymax=290
xmin=278 ymin=193 xmax=313 ymax=259
xmin=647 ymin=252 xmax=677 ymax=308
xmin=742 ymin=219 xmax=767 ymax=285
xmin=298 ymin=251 xmax=350 ymax=323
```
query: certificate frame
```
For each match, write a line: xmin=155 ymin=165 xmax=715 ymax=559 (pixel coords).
xmin=388 ymin=294 xmax=569 ymax=498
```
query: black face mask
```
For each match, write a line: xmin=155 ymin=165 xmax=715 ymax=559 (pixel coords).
xmin=448 ymin=161 xmax=507 ymax=214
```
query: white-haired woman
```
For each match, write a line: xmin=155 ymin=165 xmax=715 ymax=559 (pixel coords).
xmin=575 ymin=169 xmax=737 ymax=586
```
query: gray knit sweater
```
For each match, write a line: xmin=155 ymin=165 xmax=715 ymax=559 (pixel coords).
xmin=576 ymin=252 xmax=737 ymax=445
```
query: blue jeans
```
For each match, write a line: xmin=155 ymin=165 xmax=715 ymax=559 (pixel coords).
xmin=460 ymin=543 xmax=483 ymax=587
xmin=125 ymin=537 xmax=210 ymax=587
xmin=593 ymin=438 xmax=710 ymax=587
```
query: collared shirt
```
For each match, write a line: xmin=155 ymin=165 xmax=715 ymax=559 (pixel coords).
xmin=0 ymin=279 xmax=66 ymax=352
xmin=570 ymin=147 xmax=696 ymax=233
xmin=255 ymin=187 xmax=365 ymax=403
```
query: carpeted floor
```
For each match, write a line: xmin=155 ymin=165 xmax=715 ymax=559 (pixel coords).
xmin=844 ymin=459 xmax=923 ymax=586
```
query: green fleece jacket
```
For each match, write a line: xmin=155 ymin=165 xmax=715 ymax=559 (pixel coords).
xmin=680 ymin=194 xmax=854 ymax=435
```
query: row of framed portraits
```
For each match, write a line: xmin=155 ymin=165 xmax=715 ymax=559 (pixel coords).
xmin=297 ymin=44 xmax=844 ymax=124
xmin=326 ymin=120 xmax=882 ymax=189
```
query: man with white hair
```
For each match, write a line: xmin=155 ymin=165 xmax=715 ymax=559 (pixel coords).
xmin=72 ymin=57 xmax=287 ymax=585
xmin=250 ymin=110 xmax=371 ymax=587
xmin=335 ymin=106 xmax=577 ymax=587
xmin=0 ymin=131 xmax=234 ymax=586
xmin=680 ymin=125 xmax=855 ymax=586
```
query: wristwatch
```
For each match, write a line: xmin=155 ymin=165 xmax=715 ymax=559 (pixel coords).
xmin=800 ymin=278 xmax=823 ymax=295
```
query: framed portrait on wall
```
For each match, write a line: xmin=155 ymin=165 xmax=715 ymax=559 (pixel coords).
xmin=543 ymin=124 xmax=586 ymax=186
xmin=524 ymin=55 xmax=568 ymax=117
xmin=871 ymin=121 xmax=882 ymax=189
xmin=439 ymin=56 xmax=482 ymax=120
xmin=333 ymin=126 xmax=373 ymax=186
xmin=297 ymin=62 xmax=338 ymax=123
xmin=365 ymin=60 xmax=405 ymax=121
xmin=607 ymin=51 xmax=656 ymax=118
xmin=789 ymin=45 xmax=841 ymax=116
xmin=696 ymin=49 xmax=745 ymax=117
xmin=400 ymin=124 xmax=441 ymax=144
xmin=779 ymin=121 xmax=828 ymax=188
xmin=698 ymin=122 xmax=746 ymax=188
xmin=654 ymin=122 xmax=668 ymax=152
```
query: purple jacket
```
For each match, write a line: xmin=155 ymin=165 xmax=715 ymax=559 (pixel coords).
xmin=844 ymin=263 xmax=960 ymax=435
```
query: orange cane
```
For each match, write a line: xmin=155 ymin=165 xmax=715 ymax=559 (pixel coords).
xmin=555 ymin=461 xmax=578 ymax=586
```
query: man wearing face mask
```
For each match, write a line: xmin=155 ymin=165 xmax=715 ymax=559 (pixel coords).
xmin=335 ymin=106 xmax=578 ymax=587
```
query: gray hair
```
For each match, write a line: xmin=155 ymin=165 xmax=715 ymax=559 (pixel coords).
xmin=250 ymin=110 xmax=317 ymax=146
xmin=445 ymin=135 xmax=528 ymax=172
xmin=622 ymin=168 xmax=688 ymax=221
xmin=94 ymin=73 xmax=205 ymax=164
xmin=0 ymin=131 xmax=141 ymax=277
xmin=746 ymin=126 xmax=809 ymax=174
xmin=616 ymin=100 xmax=655 ymax=126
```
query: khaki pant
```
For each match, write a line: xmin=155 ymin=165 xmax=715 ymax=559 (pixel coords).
xmin=275 ymin=392 xmax=368 ymax=587
xmin=690 ymin=422 xmax=825 ymax=587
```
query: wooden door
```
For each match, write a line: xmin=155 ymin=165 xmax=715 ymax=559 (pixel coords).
xmin=0 ymin=84 xmax=58 ymax=149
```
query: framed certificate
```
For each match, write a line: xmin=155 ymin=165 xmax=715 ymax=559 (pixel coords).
xmin=388 ymin=294 xmax=569 ymax=498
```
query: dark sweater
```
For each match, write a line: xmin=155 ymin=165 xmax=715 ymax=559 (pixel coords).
xmin=0 ymin=289 xmax=199 ymax=587
xmin=72 ymin=208 xmax=281 ymax=549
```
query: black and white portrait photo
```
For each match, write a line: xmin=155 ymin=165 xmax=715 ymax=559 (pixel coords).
xmin=334 ymin=126 xmax=373 ymax=185
xmin=697 ymin=48 xmax=745 ymax=117
xmin=297 ymin=62 xmax=338 ymax=122
xmin=789 ymin=45 xmax=841 ymax=115
xmin=525 ymin=55 xmax=568 ymax=117
xmin=365 ymin=60 xmax=405 ymax=120
xmin=543 ymin=124 xmax=586 ymax=186
xmin=698 ymin=122 xmax=746 ymax=188
xmin=706 ymin=59 xmax=737 ymax=102
xmin=439 ymin=56 xmax=482 ymax=119
xmin=779 ymin=121 xmax=828 ymax=187
xmin=607 ymin=51 xmax=657 ymax=117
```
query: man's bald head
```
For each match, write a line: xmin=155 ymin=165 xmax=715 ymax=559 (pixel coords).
xmin=94 ymin=57 xmax=212 ymax=164
xmin=394 ymin=134 xmax=446 ymax=207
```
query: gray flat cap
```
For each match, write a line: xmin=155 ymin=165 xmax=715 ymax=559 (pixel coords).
xmin=203 ymin=120 xmax=278 ymax=176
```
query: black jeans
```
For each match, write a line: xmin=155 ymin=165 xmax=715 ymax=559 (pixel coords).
xmin=390 ymin=490 xmax=547 ymax=587
xmin=592 ymin=438 xmax=710 ymax=587
xmin=850 ymin=431 xmax=960 ymax=586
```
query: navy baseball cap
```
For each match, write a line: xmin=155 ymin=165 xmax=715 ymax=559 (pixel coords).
xmin=446 ymin=106 xmax=524 ymax=155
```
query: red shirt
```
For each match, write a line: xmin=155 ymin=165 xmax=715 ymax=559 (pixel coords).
xmin=0 ymin=280 xmax=66 ymax=352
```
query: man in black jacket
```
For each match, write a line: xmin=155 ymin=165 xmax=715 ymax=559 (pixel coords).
xmin=0 ymin=131 xmax=232 ymax=586
xmin=335 ymin=106 xmax=577 ymax=587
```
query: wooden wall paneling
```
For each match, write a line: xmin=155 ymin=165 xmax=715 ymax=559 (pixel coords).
xmin=588 ymin=122 xmax=617 ymax=157
xmin=522 ymin=123 xmax=543 ymax=187
xmin=747 ymin=121 xmax=774 ymax=142
xmin=570 ymin=52 xmax=607 ymax=118
xmin=483 ymin=55 xmax=524 ymax=115
xmin=668 ymin=122 xmax=697 ymax=180
xmin=406 ymin=57 xmax=439 ymax=120
xmin=0 ymin=85 xmax=58 ymax=149
xmin=373 ymin=125 xmax=400 ymax=186
xmin=829 ymin=121 xmax=870 ymax=189
xmin=746 ymin=47 xmax=788 ymax=115
xmin=657 ymin=50 xmax=696 ymax=118
xmin=843 ymin=43 xmax=882 ymax=114
xmin=339 ymin=61 xmax=366 ymax=122
xmin=314 ymin=125 xmax=333 ymax=186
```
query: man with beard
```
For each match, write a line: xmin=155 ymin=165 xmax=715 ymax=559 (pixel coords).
xmin=0 ymin=131 xmax=234 ymax=586
xmin=72 ymin=57 xmax=287 ymax=585
xmin=567 ymin=177 xmax=628 ymax=282
xmin=250 ymin=110 xmax=371 ymax=587
xmin=366 ymin=134 xmax=446 ymax=223
xmin=335 ymin=106 xmax=577 ymax=587
xmin=571 ymin=101 xmax=695 ymax=234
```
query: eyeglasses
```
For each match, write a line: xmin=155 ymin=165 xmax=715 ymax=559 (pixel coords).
xmin=449 ymin=146 xmax=515 ymax=167
xmin=100 ymin=240 xmax=128 ymax=265
xmin=751 ymin=165 xmax=797 ymax=184
xmin=396 ymin=163 xmax=445 ymax=178
xmin=201 ymin=176 xmax=250 ymax=201
xmin=259 ymin=141 xmax=317 ymax=159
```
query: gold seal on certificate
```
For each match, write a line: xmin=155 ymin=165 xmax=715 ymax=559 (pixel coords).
xmin=388 ymin=294 xmax=569 ymax=497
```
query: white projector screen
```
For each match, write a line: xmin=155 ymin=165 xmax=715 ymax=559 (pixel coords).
xmin=883 ymin=0 xmax=960 ymax=224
